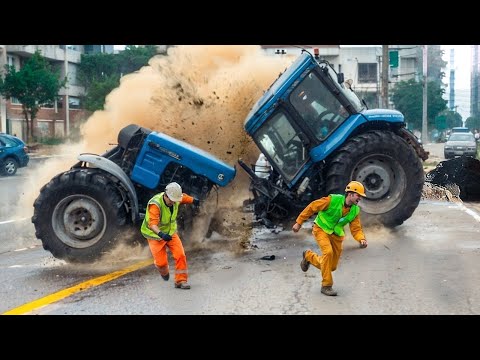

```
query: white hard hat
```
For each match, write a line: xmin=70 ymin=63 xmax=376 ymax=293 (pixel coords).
xmin=165 ymin=182 xmax=183 ymax=202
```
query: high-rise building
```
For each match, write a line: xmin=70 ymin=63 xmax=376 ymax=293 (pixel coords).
xmin=471 ymin=45 xmax=480 ymax=118
xmin=449 ymin=48 xmax=456 ymax=112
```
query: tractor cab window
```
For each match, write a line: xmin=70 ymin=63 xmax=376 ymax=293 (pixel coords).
xmin=290 ymin=72 xmax=348 ymax=141
xmin=255 ymin=111 xmax=309 ymax=182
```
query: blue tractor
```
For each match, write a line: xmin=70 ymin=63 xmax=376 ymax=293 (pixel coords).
xmin=238 ymin=51 xmax=428 ymax=228
xmin=32 ymin=124 xmax=236 ymax=263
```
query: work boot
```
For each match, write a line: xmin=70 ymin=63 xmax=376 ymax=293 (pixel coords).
xmin=175 ymin=281 xmax=191 ymax=290
xmin=300 ymin=250 xmax=310 ymax=272
xmin=161 ymin=273 xmax=170 ymax=281
xmin=321 ymin=286 xmax=338 ymax=296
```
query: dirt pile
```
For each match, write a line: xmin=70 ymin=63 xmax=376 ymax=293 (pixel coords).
xmin=425 ymin=156 xmax=480 ymax=201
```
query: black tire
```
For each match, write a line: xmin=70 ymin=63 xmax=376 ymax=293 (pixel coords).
xmin=32 ymin=168 xmax=128 ymax=263
xmin=2 ymin=157 xmax=18 ymax=176
xmin=326 ymin=130 xmax=424 ymax=227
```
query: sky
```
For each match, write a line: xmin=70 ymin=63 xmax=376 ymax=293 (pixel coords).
xmin=441 ymin=45 xmax=471 ymax=120
xmin=441 ymin=45 xmax=471 ymax=89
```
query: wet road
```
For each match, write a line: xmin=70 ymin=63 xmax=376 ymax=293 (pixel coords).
xmin=1 ymin=198 xmax=480 ymax=315
xmin=2 ymin=150 xmax=480 ymax=314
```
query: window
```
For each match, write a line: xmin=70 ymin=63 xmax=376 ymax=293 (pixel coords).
xmin=0 ymin=135 xmax=17 ymax=147
xmin=358 ymin=63 xmax=377 ymax=83
xmin=289 ymin=72 xmax=348 ymax=141
xmin=7 ymin=55 xmax=15 ymax=67
xmin=41 ymin=97 xmax=62 ymax=109
xmin=69 ymin=96 xmax=81 ymax=109
xmin=255 ymin=111 xmax=309 ymax=182
xmin=10 ymin=97 xmax=21 ymax=105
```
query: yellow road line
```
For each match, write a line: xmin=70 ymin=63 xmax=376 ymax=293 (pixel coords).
xmin=3 ymin=258 xmax=153 ymax=315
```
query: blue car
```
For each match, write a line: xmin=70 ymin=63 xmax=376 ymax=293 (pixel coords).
xmin=0 ymin=133 xmax=30 ymax=176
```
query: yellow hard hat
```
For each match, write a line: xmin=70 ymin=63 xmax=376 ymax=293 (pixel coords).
xmin=345 ymin=180 xmax=366 ymax=197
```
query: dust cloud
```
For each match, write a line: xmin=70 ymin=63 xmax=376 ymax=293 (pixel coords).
xmin=13 ymin=45 xmax=295 ymax=256
xmin=80 ymin=45 xmax=293 ymax=204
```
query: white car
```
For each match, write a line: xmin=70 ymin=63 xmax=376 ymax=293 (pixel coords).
xmin=444 ymin=132 xmax=477 ymax=159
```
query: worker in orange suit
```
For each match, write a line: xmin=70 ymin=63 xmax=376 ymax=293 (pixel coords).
xmin=140 ymin=182 xmax=200 ymax=290
xmin=292 ymin=181 xmax=368 ymax=296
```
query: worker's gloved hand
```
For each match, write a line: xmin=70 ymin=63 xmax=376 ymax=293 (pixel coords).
xmin=193 ymin=198 xmax=201 ymax=207
xmin=157 ymin=232 xmax=172 ymax=241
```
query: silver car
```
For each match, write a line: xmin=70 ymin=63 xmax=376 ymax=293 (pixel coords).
xmin=444 ymin=132 xmax=477 ymax=159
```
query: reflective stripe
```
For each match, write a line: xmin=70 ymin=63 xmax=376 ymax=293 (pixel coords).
xmin=175 ymin=269 xmax=188 ymax=274
xmin=155 ymin=265 xmax=169 ymax=276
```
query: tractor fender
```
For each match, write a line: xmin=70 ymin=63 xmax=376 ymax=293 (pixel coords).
xmin=77 ymin=153 xmax=139 ymax=223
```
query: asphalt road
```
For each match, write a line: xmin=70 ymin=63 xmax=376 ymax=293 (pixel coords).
xmin=1 ymin=198 xmax=480 ymax=315
xmin=2 ymin=150 xmax=480 ymax=314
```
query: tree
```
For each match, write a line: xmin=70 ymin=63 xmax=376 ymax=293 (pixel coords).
xmin=116 ymin=45 xmax=158 ymax=75
xmin=83 ymin=74 xmax=120 ymax=112
xmin=465 ymin=116 xmax=480 ymax=131
xmin=391 ymin=78 xmax=447 ymax=131
xmin=0 ymin=50 xmax=66 ymax=142
xmin=442 ymin=110 xmax=463 ymax=129
xmin=78 ymin=45 xmax=159 ymax=112
xmin=77 ymin=52 xmax=118 ymax=112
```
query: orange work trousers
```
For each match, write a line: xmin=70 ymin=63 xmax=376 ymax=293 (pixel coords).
xmin=304 ymin=224 xmax=344 ymax=287
xmin=147 ymin=233 xmax=188 ymax=284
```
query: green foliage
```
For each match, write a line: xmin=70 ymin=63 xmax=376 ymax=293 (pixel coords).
xmin=39 ymin=136 xmax=63 ymax=145
xmin=83 ymin=74 xmax=120 ymax=111
xmin=435 ymin=110 xmax=462 ymax=131
xmin=117 ymin=45 xmax=158 ymax=74
xmin=465 ymin=116 xmax=480 ymax=131
xmin=77 ymin=52 xmax=117 ymax=89
xmin=78 ymin=45 xmax=159 ymax=111
xmin=0 ymin=50 xmax=66 ymax=141
xmin=444 ymin=110 xmax=462 ymax=128
xmin=391 ymin=79 xmax=447 ymax=130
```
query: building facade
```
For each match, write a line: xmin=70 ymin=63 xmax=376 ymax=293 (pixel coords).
xmin=0 ymin=45 xmax=113 ymax=142
xmin=261 ymin=45 xmax=420 ymax=110
xmin=471 ymin=45 xmax=480 ymax=118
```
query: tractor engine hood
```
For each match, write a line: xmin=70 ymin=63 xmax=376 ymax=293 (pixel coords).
xmin=131 ymin=131 xmax=236 ymax=189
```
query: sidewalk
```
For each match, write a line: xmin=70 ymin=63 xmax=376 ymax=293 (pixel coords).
xmin=422 ymin=143 xmax=445 ymax=173
xmin=27 ymin=144 xmax=77 ymax=161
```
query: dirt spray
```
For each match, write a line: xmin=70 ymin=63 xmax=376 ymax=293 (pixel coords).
xmin=14 ymin=45 xmax=295 ymax=259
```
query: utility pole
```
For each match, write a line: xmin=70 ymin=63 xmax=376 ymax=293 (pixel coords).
xmin=381 ymin=45 xmax=389 ymax=108
xmin=422 ymin=45 xmax=428 ymax=144
xmin=64 ymin=46 xmax=70 ymax=137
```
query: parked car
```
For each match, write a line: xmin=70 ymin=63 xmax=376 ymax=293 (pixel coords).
xmin=444 ymin=132 xmax=477 ymax=159
xmin=0 ymin=133 xmax=30 ymax=176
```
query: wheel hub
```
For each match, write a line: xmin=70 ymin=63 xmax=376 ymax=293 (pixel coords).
xmin=63 ymin=199 xmax=104 ymax=239
xmin=355 ymin=163 xmax=391 ymax=199
xmin=5 ymin=162 xmax=15 ymax=174
xmin=52 ymin=195 xmax=107 ymax=249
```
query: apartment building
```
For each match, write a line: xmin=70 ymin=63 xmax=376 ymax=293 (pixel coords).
xmin=0 ymin=45 xmax=113 ymax=141
xmin=261 ymin=45 xmax=420 ymax=109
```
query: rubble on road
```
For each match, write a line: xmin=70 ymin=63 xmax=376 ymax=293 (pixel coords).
xmin=425 ymin=156 xmax=480 ymax=201
xmin=421 ymin=182 xmax=461 ymax=202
